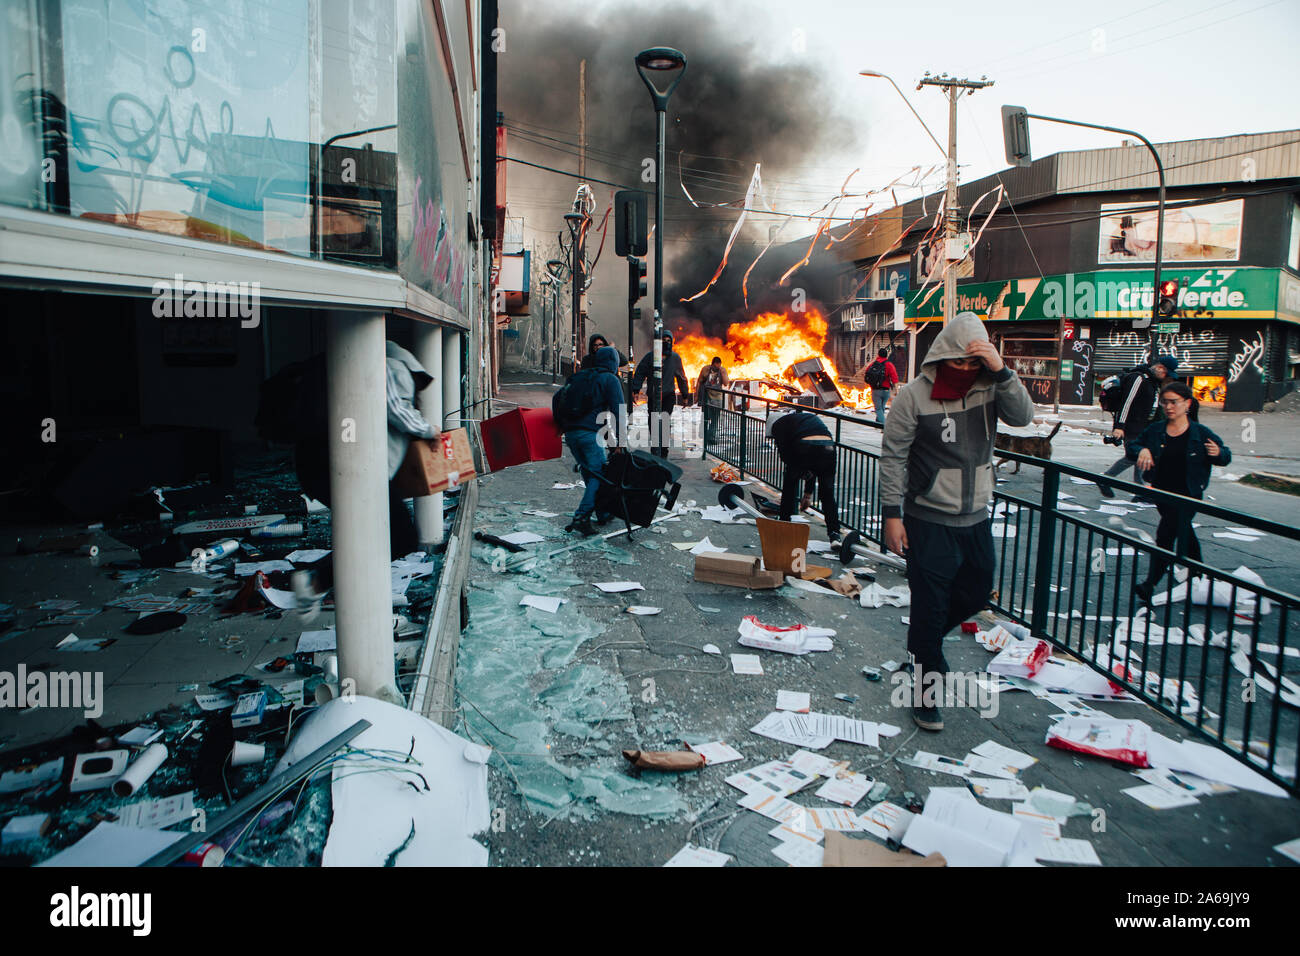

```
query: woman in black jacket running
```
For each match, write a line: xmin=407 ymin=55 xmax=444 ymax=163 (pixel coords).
xmin=1129 ymin=382 xmax=1231 ymax=604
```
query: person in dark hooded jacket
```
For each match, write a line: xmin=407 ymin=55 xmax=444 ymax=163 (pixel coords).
xmin=579 ymin=332 xmax=628 ymax=370
xmin=631 ymin=332 xmax=690 ymax=457
xmin=554 ymin=346 xmax=625 ymax=536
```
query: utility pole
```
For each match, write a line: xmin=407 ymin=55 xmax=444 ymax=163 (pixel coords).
xmin=578 ymin=60 xmax=587 ymax=180
xmin=918 ymin=73 xmax=992 ymax=326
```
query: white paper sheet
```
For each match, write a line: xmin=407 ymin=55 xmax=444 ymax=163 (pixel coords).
xmin=804 ymin=712 xmax=880 ymax=747
xmin=689 ymin=536 xmax=728 ymax=555
xmin=499 ymin=531 xmax=545 ymax=545
xmin=772 ymin=838 xmax=825 ymax=867
xmin=1122 ymin=783 xmax=1200 ymax=809
xmin=37 ymin=822 xmax=180 ymax=867
xmin=731 ymin=654 xmax=764 ymax=675
xmin=815 ymin=771 xmax=873 ymax=808
xmin=902 ymin=789 xmax=1032 ymax=867
xmin=114 ymin=792 xmax=196 ymax=830
xmin=776 ymin=690 xmax=811 ymax=713
xmin=901 ymin=751 xmax=973 ymax=777
xmin=971 ymin=740 xmax=1038 ymax=770
xmin=625 ymin=606 xmax=662 ymax=615
xmin=1036 ymin=837 xmax=1101 ymax=865
xmin=787 ymin=750 xmax=842 ymax=778
xmin=523 ymin=510 xmax=560 ymax=518
xmin=963 ymin=754 xmax=1021 ymax=780
xmin=285 ymin=549 xmax=332 ymax=563
xmin=858 ymin=801 xmax=917 ymax=842
xmin=968 ymin=778 xmax=1031 ymax=801
xmin=296 ymin=629 xmax=337 ymax=653
xmin=1146 ymin=732 xmax=1287 ymax=797
xmin=519 ymin=595 xmax=565 ymax=613
xmin=749 ymin=712 xmax=834 ymax=750
xmin=593 ymin=581 xmax=643 ymax=593
xmin=1011 ymin=804 xmax=1061 ymax=839
xmin=664 ymin=843 xmax=732 ymax=867
xmin=688 ymin=741 xmax=743 ymax=765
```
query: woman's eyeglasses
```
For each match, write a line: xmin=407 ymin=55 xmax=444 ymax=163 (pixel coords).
xmin=1159 ymin=397 xmax=1188 ymax=406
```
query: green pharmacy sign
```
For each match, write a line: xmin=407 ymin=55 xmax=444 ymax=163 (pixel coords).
xmin=906 ymin=269 xmax=1282 ymax=322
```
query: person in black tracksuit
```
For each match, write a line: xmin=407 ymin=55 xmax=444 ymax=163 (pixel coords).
xmin=1128 ymin=381 xmax=1231 ymax=605
xmin=631 ymin=332 xmax=690 ymax=457
xmin=767 ymin=410 xmax=841 ymax=540
xmin=1098 ymin=355 xmax=1178 ymax=498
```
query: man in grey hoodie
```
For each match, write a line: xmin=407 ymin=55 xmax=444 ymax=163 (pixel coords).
xmin=879 ymin=312 xmax=1035 ymax=731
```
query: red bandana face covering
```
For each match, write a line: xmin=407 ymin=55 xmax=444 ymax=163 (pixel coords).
xmin=931 ymin=362 xmax=981 ymax=400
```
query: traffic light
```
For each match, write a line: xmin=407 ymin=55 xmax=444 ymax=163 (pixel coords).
xmin=1156 ymin=279 xmax=1179 ymax=317
xmin=1001 ymin=105 xmax=1032 ymax=168
xmin=615 ymin=190 xmax=648 ymax=257
xmin=628 ymin=256 xmax=647 ymax=304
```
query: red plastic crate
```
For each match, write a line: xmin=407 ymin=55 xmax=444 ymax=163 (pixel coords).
xmin=480 ymin=407 xmax=563 ymax=472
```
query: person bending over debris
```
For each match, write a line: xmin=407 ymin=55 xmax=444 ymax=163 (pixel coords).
xmin=552 ymin=346 xmax=625 ymax=536
xmin=766 ymin=409 xmax=842 ymax=541
xmin=879 ymin=312 xmax=1035 ymax=733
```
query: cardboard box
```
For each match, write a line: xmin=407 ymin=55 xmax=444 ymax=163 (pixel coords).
xmin=693 ymin=552 xmax=783 ymax=589
xmin=393 ymin=428 xmax=478 ymax=497
xmin=231 ymin=691 xmax=267 ymax=728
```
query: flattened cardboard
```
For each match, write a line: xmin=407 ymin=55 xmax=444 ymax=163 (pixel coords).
xmin=822 ymin=830 xmax=946 ymax=867
xmin=757 ymin=516 xmax=809 ymax=575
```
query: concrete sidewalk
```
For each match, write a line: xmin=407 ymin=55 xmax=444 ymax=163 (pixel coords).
xmin=456 ymin=379 xmax=1300 ymax=867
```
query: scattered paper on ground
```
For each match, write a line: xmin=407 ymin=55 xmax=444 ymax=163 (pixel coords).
xmin=520 ymin=595 xmax=565 ymax=613
xmin=776 ymin=690 xmax=811 ymax=713
xmin=593 ymin=581 xmax=643 ymax=593
xmin=663 ymin=843 xmax=731 ymax=867
xmin=688 ymin=741 xmax=743 ymax=765
xmin=731 ymin=654 xmax=764 ymax=675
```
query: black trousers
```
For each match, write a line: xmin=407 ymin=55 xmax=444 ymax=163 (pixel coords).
xmin=778 ymin=441 xmax=840 ymax=538
xmin=295 ymin=438 xmax=420 ymax=561
xmin=904 ymin=515 xmax=994 ymax=677
xmin=652 ymin=393 xmax=676 ymax=458
xmin=1143 ymin=498 xmax=1202 ymax=586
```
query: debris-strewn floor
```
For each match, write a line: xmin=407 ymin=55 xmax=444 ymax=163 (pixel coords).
xmin=0 ymin=447 xmax=449 ymax=865
xmin=461 ymin=384 xmax=1300 ymax=867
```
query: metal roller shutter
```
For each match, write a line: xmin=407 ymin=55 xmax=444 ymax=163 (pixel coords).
xmin=1091 ymin=325 xmax=1233 ymax=374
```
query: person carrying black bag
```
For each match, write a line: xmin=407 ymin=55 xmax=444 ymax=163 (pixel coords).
xmin=1098 ymin=355 xmax=1178 ymax=499
xmin=1129 ymin=381 xmax=1231 ymax=605
xmin=552 ymin=346 xmax=625 ymax=536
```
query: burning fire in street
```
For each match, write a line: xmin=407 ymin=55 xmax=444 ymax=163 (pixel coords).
xmin=672 ymin=308 xmax=872 ymax=408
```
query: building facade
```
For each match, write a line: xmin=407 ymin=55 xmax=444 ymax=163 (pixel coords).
xmin=823 ymin=130 xmax=1300 ymax=411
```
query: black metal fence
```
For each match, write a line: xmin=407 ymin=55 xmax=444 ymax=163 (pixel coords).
xmin=704 ymin=387 xmax=1300 ymax=796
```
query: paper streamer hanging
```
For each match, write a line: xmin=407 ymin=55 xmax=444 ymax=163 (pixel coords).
xmin=681 ymin=164 xmax=763 ymax=303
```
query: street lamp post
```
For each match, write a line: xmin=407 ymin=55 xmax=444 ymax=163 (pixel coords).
xmin=546 ymin=258 xmax=567 ymax=382
xmin=636 ymin=47 xmax=686 ymax=454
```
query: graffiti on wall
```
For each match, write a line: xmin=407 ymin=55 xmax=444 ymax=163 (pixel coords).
xmin=1227 ymin=331 xmax=1265 ymax=383
xmin=1070 ymin=339 xmax=1093 ymax=402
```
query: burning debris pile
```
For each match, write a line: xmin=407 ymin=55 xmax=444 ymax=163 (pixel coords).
xmin=672 ymin=308 xmax=870 ymax=409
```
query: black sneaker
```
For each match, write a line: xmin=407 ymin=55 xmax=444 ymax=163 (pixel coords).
xmin=912 ymin=705 xmax=944 ymax=732
xmin=1098 ymin=484 xmax=1116 ymax=499
xmin=565 ymin=517 xmax=597 ymax=537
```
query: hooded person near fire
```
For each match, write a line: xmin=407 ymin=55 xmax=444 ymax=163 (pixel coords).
xmin=879 ymin=311 xmax=1036 ymax=732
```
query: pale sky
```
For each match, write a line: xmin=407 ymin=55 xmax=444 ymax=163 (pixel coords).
xmin=503 ymin=0 xmax=1300 ymax=336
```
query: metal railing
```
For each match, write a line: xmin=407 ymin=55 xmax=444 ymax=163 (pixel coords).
xmin=704 ymin=386 xmax=1300 ymax=796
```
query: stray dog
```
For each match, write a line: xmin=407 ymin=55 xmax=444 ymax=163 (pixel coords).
xmin=994 ymin=421 xmax=1062 ymax=473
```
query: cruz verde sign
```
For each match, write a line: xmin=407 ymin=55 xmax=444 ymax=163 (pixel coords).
xmin=906 ymin=268 xmax=1283 ymax=322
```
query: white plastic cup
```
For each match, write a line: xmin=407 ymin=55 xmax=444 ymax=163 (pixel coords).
xmin=230 ymin=741 xmax=266 ymax=767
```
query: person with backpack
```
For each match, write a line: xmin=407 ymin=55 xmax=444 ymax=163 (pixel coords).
xmin=864 ymin=348 xmax=899 ymax=424
xmin=552 ymin=345 xmax=625 ymax=536
xmin=631 ymin=332 xmax=690 ymax=457
xmin=1096 ymin=355 xmax=1178 ymax=499
xmin=695 ymin=357 xmax=730 ymax=445
xmin=1129 ymin=381 xmax=1231 ymax=606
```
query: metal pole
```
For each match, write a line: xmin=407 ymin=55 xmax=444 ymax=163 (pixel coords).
xmin=571 ymin=229 xmax=580 ymax=376
xmin=651 ymin=107 xmax=665 ymax=441
xmin=944 ymin=83 xmax=958 ymax=327
xmin=1024 ymin=112 xmax=1165 ymax=357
